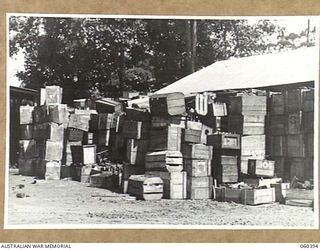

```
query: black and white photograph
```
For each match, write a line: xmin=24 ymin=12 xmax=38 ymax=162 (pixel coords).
xmin=5 ymin=14 xmax=319 ymax=229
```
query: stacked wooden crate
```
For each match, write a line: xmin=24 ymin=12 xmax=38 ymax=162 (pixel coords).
xmin=228 ymin=95 xmax=268 ymax=175
xmin=145 ymin=92 xmax=187 ymax=199
xmin=32 ymin=86 xmax=67 ymax=180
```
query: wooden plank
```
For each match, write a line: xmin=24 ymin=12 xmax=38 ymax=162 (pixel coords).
xmin=149 ymin=92 xmax=186 ymax=116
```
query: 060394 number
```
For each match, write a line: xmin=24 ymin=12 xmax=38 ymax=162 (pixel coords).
xmin=300 ymin=244 xmax=319 ymax=248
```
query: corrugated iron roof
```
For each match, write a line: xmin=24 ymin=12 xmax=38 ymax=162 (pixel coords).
xmin=156 ymin=47 xmax=317 ymax=95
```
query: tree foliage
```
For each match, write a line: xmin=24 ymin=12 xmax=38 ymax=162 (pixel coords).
xmin=9 ymin=16 xmax=315 ymax=101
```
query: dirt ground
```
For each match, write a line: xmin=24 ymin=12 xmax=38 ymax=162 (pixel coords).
xmin=7 ymin=173 xmax=315 ymax=227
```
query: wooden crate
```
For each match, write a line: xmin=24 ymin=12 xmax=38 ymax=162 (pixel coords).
xmin=228 ymin=115 xmax=265 ymax=135
xmin=241 ymin=135 xmax=266 ymax=157
xmin=45 ymin=85 xmax=62 ymax=105
xmin=266 ymin=115 xmax=286 ymax=135
xmin=214 ymin=187 xmax=243 ymax=203
xmin=285 ymin=188 xmax=314 ymax=207
xmin=302 ymin=89 xmax=314 ymax=112
xmin=287 ymin=134 xmax=305 ymax=157
xmin=270 ymin=183 xmax=290 ymax=203
xmin=182 ymin=143 xmax=212 ymax=160
xmin=200 ymin=124 xmax=213 ymax=145
xmin=18 ymin=157 xmax=35 ymax=176
xmin=305 ymin=133 xmax=314 ymax=158
xmin=95 ymin=129 xmax=110 ymax=146
xmin=240 ymin=155 xmax=265 ymax=175
xmin=122 ymin=120 xmax=149 ymax=139
xmin=230 ymin=95 xmax=267 ymax=115
xmin=109 ymin=131 xmax=126 ymax=163
xmin=185 ymin=120 xmax=202 ymax=131
xmin=184 ymin=159 xmax=211 ymax=177
xmin=126 ymin=139 xmax=148 ymax=165
xmin=33 ymin=105 xmax=48 ymax=124
xmin=149 ymin=92 xmax=186 ymax=116
xmin=269 ymin=93 xmax=285 ymax=115
xmin=125 ymin=107 xmax=151 ymax=122
xmin=302 ymin=111 xmax=314 ymax=133
xmin=212 ymin=102 xmax=228 ymax=116
xmin=67 ymin=128 xmax=84 ymax=141
xmin=266 ymin=135 xmax=286 ymax=157
xmin=19 ymin=140 xmax=39 ymax=159
xmin=90 ymin=173 xmax=118 ymax=189
xmin=20 ymin=125 xmax=33 ymax=140
xmin=95 ymin=98 xmax=122 ymax=113
xmin=288 ymin=157 xmax=307 ymax=180
xmin=97 ymin=113 xmax=115 ymax=130
xmin=44 ymin=161 xmax=61 ymax=180
xmin=68 ymin=114 xmax=90 ymax=132
xmin=38 ymin=140 xmax=64 ymax=161
xmin=247 ymin=159 xmax=275 ymax=178
xmin=48 ymin=104 xmax=69 ymax=124
xmin=242 ymin=188 xmax=275 ymax=205
xmin=182 ymin=128 xmax=201 ymax=144
xmin=242 ymin=177 xmax=282 ymax=188
xmin=207 ymin=133 xmax=240 ymax=150
xmin=71 ymin=145 xmax=96 ymax=165
xmin=213 ymin=155 xmax=238 ymax=184
xmin=147 ymin=171 xmax=187 ymax=199
xmin=71 ymin=165 xmax=93 ymax=183
xmin=287 ymin=111 xmax=303 ymax=134
xmin=62 ymin=141 xmax=82 ymax=166
xmin=82 ymin=132 xmax=94 ymax=145
xmin=285 ymin=89 xmax=304 ymax=113
xmin=19 ymin=105 xmax=34 ymax=124
xmin=145 ymin=151 xmax=183 ymax=172
xmin=151 ymin=116 xmax=185 ymax=128
xmin=187 ymin=176 xmax=213 ymax=199
xmin=149 ymin=126 xmax=181 ymax=151
xmin=128 ymin=175 xmax=163 ymax=200
xmin=33 ymin=123 xmax=64 ymax=141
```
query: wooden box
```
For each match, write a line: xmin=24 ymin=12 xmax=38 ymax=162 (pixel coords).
xmin=214 ymin=187 xmax=243 ymax=203
xmin=83 ymin=132 xmax=94 ymax=145
xmin=230 ymin=95 xmax=267 ymax=115
xmin=18 ymin=157 xmax=35 ymax=176
xmin=287 ymin=134 xmax=305 ymax=157
xmin=267 ymin=135 xmax=286 ymax=157
xmin=151 ymin=116 xmax=185 ymax=128
xmin=62 ymin=141 xmax=82 ymax=165
xmin=187 ymin=176 xmax=213 ymax=199
xmin=213 ymin=155 xmax=238 ymax=184
xmin=185 ymin=120 xmax=202 ymax=131
xmin=19 ymin=140 xmax=39 ymax=159
xmin=240 ymin=155 xmax=265 ymax=175
xmin=184 ymin=159 xmax=211 ymax=177
xmin=182 ymin=143 xmax=212 ymax=160
xmin=212 ymin=102 xmax=227 ymax=116
xmin=285 ymin=188 xmax=314 ymax=207
xmin=125 ymin=107 xmax=151 ymax=122
xmin=128 ymin=175 xmax=163 ymax=200
xmin=145 ymin=151 xmax=183 ymax=172
xmin=67 ymin=128 xmax=84 ymax=141
xmin=71 ymin=165 xmax=93 ymax=183
xmin=241 ymin=135 xmax=266 ymax=158
xmin=33 ymin=105 xmax=48 ymax=124
xmin=287 ymin=111 xmax=303 ymax=134
xmin=266 ymin=115 xmax=286 ymax=135
xmin=97 ymin=113 xmax=115 ymax=130
xmin=302 ymin=89 xmax=314 ymax=112
xmin=207 ymin=133 xmax=240 ymax=150
xmin=71 ymin=145 xmax=96 ymax=165
xmin=228 ymin=115 xmax=265 ymax=135
xmin=149 ymin=126 xmax=181 ymax=151
xmin=48 ymin=104 xmax=69 ymax=124
xmin=44 ymin=161 xmax=61 ymax=180
xmin=270 ymin=183 xmax=290 ymax=203
xmin=126 ymin=139 xmax=148 ymax=165
xmin=122 ymin=164 xmax=146 ymax=180
xmin=149 ymin=92 xmax=186 ymax=116
xmin=20 ymin=125 xmax=33 ymax=140
xmin=248 ymin=159 xmax=275 ymax=177
xmin=182 ymin=128 xmax=201 ymax=144
xmin=95 ymin=98 xmax=122 ymax=113
xmin=302 ymin=111 xmax=314 ymax=133
xmin=19 ymin=105 xmax=34 ymax=124
xmin=39 ymin=140 xmax=64 ymax=161
xmin=122 ymin=120 xmax=149 ymax=139
xmin=95 ymin=129 xmax=110 ymax=146
xmin=269 ymin=93 xmax=285 ymax=115
xmin=68 ymin=114 xmax=90 ymax=132
xmin=33 ymin=123 xmax=64 ymax=141
xmin=285 ymin=89 xmax=303 ymax=113
xmin=45 ymin=85 xmax=62 ymax=105
xmin=242 ymin=188 xmax=275 ymax=205
xmin=109 ymin=132 xmax=126 ymax=163
xmin=90 ymin=173 xmax=118 ymax=189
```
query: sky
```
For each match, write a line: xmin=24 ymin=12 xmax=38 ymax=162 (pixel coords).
xmin=7 ymin=17 xmax=318 ymax=87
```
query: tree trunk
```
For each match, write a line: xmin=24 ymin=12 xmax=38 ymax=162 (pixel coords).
xmin=191 ymin=19 xmax=197 ymax=73
xmin=117 ymin=46 xmax=126 ymax=96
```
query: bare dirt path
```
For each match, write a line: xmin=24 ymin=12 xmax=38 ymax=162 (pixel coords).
xmin=7 ymin=174 xmax=315 ymax=227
